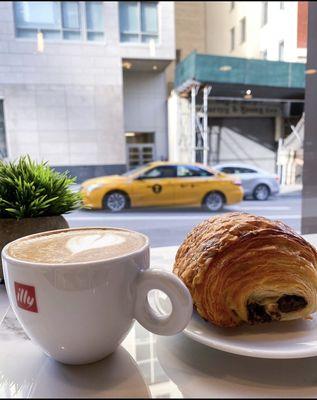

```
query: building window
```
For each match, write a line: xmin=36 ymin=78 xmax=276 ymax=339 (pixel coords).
xmin=85 ymin=2 xmax=104 ymax=41
xmin=0 ymin=101 xmax=7 ymax=159
xmin=176 ymin=49 xmax=182 ymax=64
xmin=278 ymin=40 xmax=284 ymax=61
xmin=230 ymin=27 xmax=235 ymax=51
xmin=240 ymin=17 xmax=246 ymax=43
xmin=261 ymin=49 xmax=268 ymax=60
xmin=280 ymin=2 xmax=285 ymax=9
xmin=119 ymin=2 xmax=158 ymax=43
xmin=262 ymin=1 xmax=268 ymax=26
xmin=230 ymin=2 xmax=235 ymax=11
xmin=13 ymin=1 xmax=104 ymax=41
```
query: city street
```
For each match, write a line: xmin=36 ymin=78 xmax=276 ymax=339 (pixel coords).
xmin=64 ymin=193 xmax=302 ymax=248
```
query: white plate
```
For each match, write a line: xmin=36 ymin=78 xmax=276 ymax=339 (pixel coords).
xmin=150 ymin=243 xmax=317 ymax=359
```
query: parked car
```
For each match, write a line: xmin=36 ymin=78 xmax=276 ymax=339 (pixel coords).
xmin=80 ymin=162 xmax=244 ymax=212
xmin=212 ymin=163 xmax=280 ymax=201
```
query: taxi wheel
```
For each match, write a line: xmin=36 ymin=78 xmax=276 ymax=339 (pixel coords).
xmin=104 ymin=191 xmax=127 ymax=212
xmin=203 ymin=192 xmax=224 ymax=212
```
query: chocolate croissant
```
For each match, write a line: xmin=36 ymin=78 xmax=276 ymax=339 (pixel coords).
xmin=173 ymin=212 xmax=317 ymax=327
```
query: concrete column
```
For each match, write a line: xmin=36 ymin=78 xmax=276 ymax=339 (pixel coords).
xmin=301 ymin=2 xmax=317 ymax=234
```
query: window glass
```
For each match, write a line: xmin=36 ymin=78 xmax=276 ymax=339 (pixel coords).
xmin=120 ymin=2 xmax=139 ymax=33
xmin=119 ymin=1 xmax=158 ymax=43
xmin=262 ymin=1 xmax=268 ymax=26
xmin=141 ymin=2 xmax=158 ymax=33
xmin=142 ymin=166 xmax=176 ymax=179
xmin=236 ymin=167 xmax=256 ymax=173
xmin=62 ymin=2 xmax=80 ymax=29
xmin=86 ymin=2 xmax=104 ymax=31
xmin=230 ymin=27 xmax=235 ymax=51
xmin=222 ymin=167 xmax=236 ymax=174
xmin=14 ymin=2 xmax=60 ymax=29
xmin=177 ymin=165 xmax=212 ymax=177
xmin=240 ymin=17 xmax=246 ymax=43
xmin=13 ymin=1 xmax=104 ymax=41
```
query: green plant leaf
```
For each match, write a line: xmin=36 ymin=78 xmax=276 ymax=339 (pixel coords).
xmin=0 ymin=155 xmax=82 ymax=219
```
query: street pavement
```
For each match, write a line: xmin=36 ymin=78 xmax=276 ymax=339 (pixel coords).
xmin=64 ymin=193 xmax=302 ymax=248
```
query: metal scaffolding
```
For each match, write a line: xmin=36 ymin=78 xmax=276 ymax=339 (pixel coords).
xmin=190 ymin=84 xmax=212 ymax=165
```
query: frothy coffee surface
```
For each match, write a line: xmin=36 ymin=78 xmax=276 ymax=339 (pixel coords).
xmin=8 ymin=229 xmax=146 ymax=264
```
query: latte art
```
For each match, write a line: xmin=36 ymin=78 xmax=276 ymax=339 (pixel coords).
xmin=8 ymin=228 xmax=146 ymax=264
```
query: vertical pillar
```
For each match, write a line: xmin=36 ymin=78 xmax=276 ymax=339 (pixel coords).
xmin=191 ymin=86 xmax=196 ymax=163
xmin=203 ymin=86 xmax=211 ymax=165
xmin=301 ymin=2 xmax=317 ymax=234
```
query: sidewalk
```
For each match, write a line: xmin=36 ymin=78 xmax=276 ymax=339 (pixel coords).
xmin=279 ymin=184 xmax=302 ymax=197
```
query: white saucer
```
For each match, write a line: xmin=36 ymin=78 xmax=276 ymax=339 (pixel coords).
xmin=150 ymin=244 xmax=317 ymax=359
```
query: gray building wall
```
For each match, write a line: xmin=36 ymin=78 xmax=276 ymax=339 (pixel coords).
xmin=0 ymin=1 xmax=175 ymax=181
xmin=123 ymin=70 xmax=168 ymax=161
xmin=0 ymin=2 xmax=125 ymax=181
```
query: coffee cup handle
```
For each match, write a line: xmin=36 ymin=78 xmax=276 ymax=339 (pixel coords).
xmin=134 ymin=269 xmax=193 ymax=335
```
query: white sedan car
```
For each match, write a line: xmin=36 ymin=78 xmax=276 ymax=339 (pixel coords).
xmin=213 ymin=163 xmax=280 ymax=201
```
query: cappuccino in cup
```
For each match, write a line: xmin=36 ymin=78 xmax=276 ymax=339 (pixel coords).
xmin=7 ymin=228 xmax=146 ymax=264
xmin=2 ymin=227 xmax=192 ymax=365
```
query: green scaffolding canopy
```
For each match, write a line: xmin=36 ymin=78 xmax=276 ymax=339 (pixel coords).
xmin=175 ymin=52 xmax=306 ymax=100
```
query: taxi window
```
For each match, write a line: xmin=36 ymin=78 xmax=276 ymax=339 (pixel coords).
xmin=177 ymin=165 xmax=213 ymax=177
xmin=142 ymin=166 xmax=177 ymax=179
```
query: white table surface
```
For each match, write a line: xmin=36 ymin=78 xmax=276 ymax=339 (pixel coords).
xmin=2 ymin=239 xmax=317 ymax=398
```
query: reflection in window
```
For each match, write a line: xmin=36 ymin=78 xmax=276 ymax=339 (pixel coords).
xmin=0 ymin=101 xmax=7 ymax=159
xmin=119 ymin=2 xmax=158 ymax=43
xmin=13 ymin=1 xmax=104 ymax=41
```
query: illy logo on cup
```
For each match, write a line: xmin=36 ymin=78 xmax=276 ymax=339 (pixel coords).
xmin=14 ymin=282 xmax=38 ymax=313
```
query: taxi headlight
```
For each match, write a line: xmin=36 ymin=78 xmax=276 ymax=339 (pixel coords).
xmin=84 ymin=183 xmax=104 ymax=194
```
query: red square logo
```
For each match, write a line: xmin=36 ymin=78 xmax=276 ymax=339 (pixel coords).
xmin=14 ymin=282 xmax=38 ymax=313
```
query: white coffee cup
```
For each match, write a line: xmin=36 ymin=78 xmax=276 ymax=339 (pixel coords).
xmin=2 ymin=227 xmax=192 ymax=365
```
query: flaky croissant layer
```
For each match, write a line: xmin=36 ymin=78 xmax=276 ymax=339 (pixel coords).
xmin=173 ymin=212 xmax=317 ymax=327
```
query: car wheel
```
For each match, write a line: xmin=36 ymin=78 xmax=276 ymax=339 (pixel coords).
xmin=253 ymin=184 xmax=270 ymax=201
xmin=104 ymin=192 xmax=127 ymax=212
xmin=204 ymin=192 xmax=224 ymax=212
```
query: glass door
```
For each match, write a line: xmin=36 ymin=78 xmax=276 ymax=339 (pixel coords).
xmin=125 ymin=132 xmax=155 ymax=169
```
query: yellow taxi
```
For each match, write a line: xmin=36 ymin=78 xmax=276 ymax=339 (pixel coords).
xmin=80 ymin=162 xmax=244 ymax=212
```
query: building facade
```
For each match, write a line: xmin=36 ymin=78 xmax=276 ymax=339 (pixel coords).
xmin=205 ymin=1 xmax=308 ymax=63
xmin=0 ymin=1 xmax=174 ymax=181
xmin=167 ymin=1 xmax=307 ymax=175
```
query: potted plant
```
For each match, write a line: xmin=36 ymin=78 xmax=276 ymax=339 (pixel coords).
xmin=0 ymin=155 xmax=82 ymax=281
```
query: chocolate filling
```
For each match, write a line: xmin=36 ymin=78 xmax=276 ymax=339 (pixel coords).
xmin=247 ymin=303 xmax=272 ymax=324
xmin=277 ymin=295 xmax=307 ymax=313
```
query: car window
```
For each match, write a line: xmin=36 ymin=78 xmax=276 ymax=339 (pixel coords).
xmin=235 ymin=167 xmax=257 ymax=174
xmin=122 ymin=165 xmax=149 ymax=176
xmin=177 ymin=165 xmax=213 ymax=177
xmin=221 ymin=167 xmax=236 ymax=174
xmin=141 ymin=166 xmax=177 ymax=179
